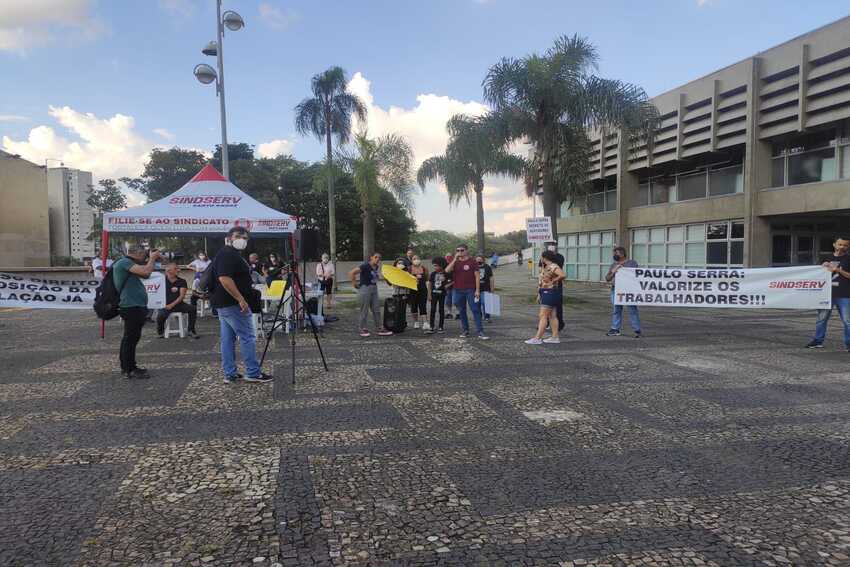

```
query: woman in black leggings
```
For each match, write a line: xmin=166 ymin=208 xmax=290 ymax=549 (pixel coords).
xmin=425 ymin=256 xmax=448 ymax=334
xmin=409 ymin=255 xmax=429 ymax=329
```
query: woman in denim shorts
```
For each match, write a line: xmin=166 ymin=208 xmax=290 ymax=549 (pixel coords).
xmin=525 ymin=250 xmax=566 ymax=345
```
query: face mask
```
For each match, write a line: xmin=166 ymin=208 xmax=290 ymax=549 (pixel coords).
xmin=322 ymin=256 xmax=329 ymax=263
xmin=199 ymin=255 xmax=206 ymax=261
xmin=613 ymin=254 xmax=621 ymax=261
xmin=547 ymin=246 xmax=556 ymax=252
xmin=413 ymin=259 xmax=421 ymax=266
xmin=232 ymin=238 xmax=248 ymax=251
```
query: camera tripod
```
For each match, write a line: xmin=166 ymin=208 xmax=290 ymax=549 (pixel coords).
xmin=258 ymin=262 xmax=329 ymax=385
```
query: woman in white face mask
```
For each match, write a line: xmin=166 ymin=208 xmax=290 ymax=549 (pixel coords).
xmin=316 ymin=253 xmax=335 ymax=310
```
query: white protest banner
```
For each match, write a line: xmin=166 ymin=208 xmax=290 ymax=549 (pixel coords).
xmin=526 ymin=217 xmax=554 ymax=243
xmin=0 ymin=272 xmax=166 ymax=310
xmin=614 ymin=265 xmax=831 ymax=309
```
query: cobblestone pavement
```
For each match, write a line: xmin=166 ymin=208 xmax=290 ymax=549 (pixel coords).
xmin=2 ymin=264 xmax=850 ymax=566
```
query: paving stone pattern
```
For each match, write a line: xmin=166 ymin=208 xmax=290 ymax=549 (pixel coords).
xmin=1 ymin=264 xmax=850 ymax=566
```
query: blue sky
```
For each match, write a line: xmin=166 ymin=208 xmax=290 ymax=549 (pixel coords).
xmin=2 ymin=0 xmax=848 ymax=233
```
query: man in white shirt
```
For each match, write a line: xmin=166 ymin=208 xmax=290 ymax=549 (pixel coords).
xmin=90 ymin=256 xmax=114 ymax=281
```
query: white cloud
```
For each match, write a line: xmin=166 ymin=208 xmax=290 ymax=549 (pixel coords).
xmin=258 ymin=2 xmax=298 ymax=30
xmin=2 ymin=106 xmax=154 ymax=180
xmin=0 ymin=115 xmax=29 ymax=122
xmin=158 ymin=0 xmax=196 ymax=18
xmin=696 ymin=0 xmax=712 ymax=6
xmin=0 ymin=0 xmax=103 ymax=53
xmin=153 ymin=128 xmax=176 ymax=141
xmin=341 ymin=72 xmax=530 ymax=234
xmin=257 ymin=138 xmax=294 ymax=158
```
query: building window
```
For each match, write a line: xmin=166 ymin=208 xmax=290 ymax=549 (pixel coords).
xmin=631 ymin=220 xmax=744 ymax=268
xmin=708 ymin=164 xmax=744 ymax=196
xmin=677 ymin=171 xmax=707 ymax=201
xmin=584 ymin=186 xmax=617 ymax=214
xmin=771 ymin=129 xmax=843 ymax=188
xmin=637 ymin=176 xmax=674 ymax=206
xmin=564 ymin=230 xmax=615 ymax=281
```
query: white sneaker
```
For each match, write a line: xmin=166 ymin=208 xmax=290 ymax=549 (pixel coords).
xmin=524 ymin=338 xmax=543 ymax=345
xmin=422 ymin=323 xmax=431 ymax=331
xmin=414 ymin=322 xmax=420 ymax=329
xmin=543 ymin=337 xmax=561 ymax=344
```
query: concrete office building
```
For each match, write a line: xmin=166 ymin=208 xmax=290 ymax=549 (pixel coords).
xmin=0 ymin=151 xmax=51 ymax=267
xmin=558 ymin=16 xmax=850 ymax=282
xmin=47 ymin=167 xmax=95 ymax=261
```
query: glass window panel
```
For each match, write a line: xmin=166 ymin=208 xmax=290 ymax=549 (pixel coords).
xmin=731 ymin=222 xmax=744 ymax=239
xmin=577 ymin=247 xmax=589 ymax=263
xmin=796 ymin=236 xmax=814 ymax=265
xmin=772 ymin=235 xmax=791 ymax=264
xmin=771 ymin=157 xmax=786 ymax=187
xmin=668 ymin=226 xmax=684 ymax=242
xmin=590 ymin=265 xmax=603 ymax=282
xmin=567 ymin=234 xmax=578 ymax=247
xmin=707 ymin=242 xmax=728 ymax=265
xmin=602 ymin=232 xmax=614 ymax=245
xmin=730 ymin=241 xmax=744 ymax=265
xmin=605 ymin=189 xmax=617 ymax=211
xmin=559 ymin=201 xmax=570 ymax=218
xmin=650 ymin=227 xmax=665 ymax=242
xmin=842 ymin=146 xmax=850 ymax=179
xmin=667 ymin=243 xmax=684 ymax=265
xmin=637 ymin=183 xmax=650 ymax=206
xmin=589 ymin=246 xmax=600 ymax=263
xmin=686 ymin=224 xmax=705 ymax=241
xmin=566 ymin=248 xmax=578 ymax=263
xmin=707 ymin=223 xmax=728 ymax=240
xmin=686 ymin=242 xmax=705 ymax=264
xmin=586 ymin=192 xmax=605 ymax=213
xmin=651 ymin=178 xmax=674 ymax=204
xmin=566 ymin=264 xmax=577 ymax=279
xmin=633 ymin=229 xmax=648 ymax=243
xmin=558 ymin=236 xmax=567 ymax=249
xmin=709 ymin=165 xmax=744 ymax=196
xmin=589 ymin=232 xmax=601 ymax=245
xmin=577 ymin=264 xmax=589 ymax=281
xmin=632 ymin=244 xmax=648 ymax=265
xmin=578 ymin=233 xmax=589 ymax=246
xmin=788 ymin=147 xmax=837 ymax=185
xmin=649 ymin=244 xmax=665 ymax=264
xmin=677 ymin=171 xmax=707 ymax=201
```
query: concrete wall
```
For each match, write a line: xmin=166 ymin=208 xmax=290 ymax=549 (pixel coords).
xmin=0 ymin=153 xmax=50 ymax=267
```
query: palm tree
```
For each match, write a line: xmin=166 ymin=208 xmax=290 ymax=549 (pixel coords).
xmin=337 ymin=131 xmax=417 ymax=259
xmin=294 ymin=66 xmax=367 ymax=263
xmin=417 ymin=114 xmax=526 ymax=255
xmin=483 ymin=35 xmax=658 ymax=241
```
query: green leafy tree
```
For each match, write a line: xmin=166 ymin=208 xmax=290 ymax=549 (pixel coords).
xmin=294 ymin=66 xmax=368 ymax=266
xmin=501 ymin=229 xmax=530 ymax=250
xmin=417 ymin=114 xmax=526 ymax=255
xmin=337 ymin=132 xmax=417 ymax=259
xmin=213 ymin=143 xmax=255 ymax=172
xmin=86 ymin=178 xmax=128 ymax=243
xmin=483 ymin=35 xmax=658 ymax=241
xmin=121 ymin=148 xmax=208 ymax=202
xmin=410 ymin=230 xmax=464 ymax=260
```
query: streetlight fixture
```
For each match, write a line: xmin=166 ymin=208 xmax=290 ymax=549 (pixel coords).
xmin=194 ymin=1 xmax=244 ymax=180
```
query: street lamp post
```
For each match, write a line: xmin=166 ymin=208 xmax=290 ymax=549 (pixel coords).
xmin=194 ymin=0 xmax=244 ymax=180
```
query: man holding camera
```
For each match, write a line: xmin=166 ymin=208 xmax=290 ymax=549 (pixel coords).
xmin=211 ymin=227 xmax=273 ymax=383
xmin=113 ymin=244 xmax=160 ymax=379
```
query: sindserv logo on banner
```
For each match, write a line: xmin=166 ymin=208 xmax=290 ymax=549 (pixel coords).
xmin=767 ymin=279 xmax=828 ymax=291
xmin=169 ymin=195 xmax=243 ymax=207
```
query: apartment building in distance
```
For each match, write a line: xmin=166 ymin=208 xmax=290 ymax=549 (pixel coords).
xmin=559 ymin=16 xmax=850 ymax=282
xmin=47 ymin=167 xmax=95 ymax=261
xmin=0 ymin=151 xmax=51 ymax=267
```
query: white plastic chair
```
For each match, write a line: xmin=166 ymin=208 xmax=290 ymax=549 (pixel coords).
xmin=164 ymin=312 xmax=187 ymax=338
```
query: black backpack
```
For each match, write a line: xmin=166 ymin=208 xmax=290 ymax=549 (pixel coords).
xmin=93 ymin=263 xmax=128 ymax=320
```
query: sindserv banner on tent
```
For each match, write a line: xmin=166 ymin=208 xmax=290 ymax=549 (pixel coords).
xmin=614 ymin=265 xmax=831 ymax=310
xmin=0 ymin=272 xmax=165 ymax=310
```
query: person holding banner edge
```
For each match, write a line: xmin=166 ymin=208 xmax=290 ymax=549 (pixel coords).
xmin=807 ymin=236 xmax=850 ymax=350
xmin=605 ymin=246 xmax=642 ymax=338
xmin=113 ymin=244 xmax=161 ymax=379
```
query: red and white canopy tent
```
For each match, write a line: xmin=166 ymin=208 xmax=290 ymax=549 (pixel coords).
xmin=98 ymin=164 xmax=298 ymax=337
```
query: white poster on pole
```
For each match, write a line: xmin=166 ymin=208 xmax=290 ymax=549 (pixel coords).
xmin=613 ymin=265 xmax=831 ymax=310
xmin=526 ymin=217 xmax=553 ymax=243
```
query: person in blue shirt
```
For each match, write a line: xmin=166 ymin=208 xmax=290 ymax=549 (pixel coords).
xmin=349 ymin=252 xmax=393 ymax=338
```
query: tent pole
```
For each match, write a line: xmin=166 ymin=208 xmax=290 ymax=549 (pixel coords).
xmin=204 ymin=237 xmax=208 ymax=256
xmin=100 ymin=230 xmax=109 ymax=339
